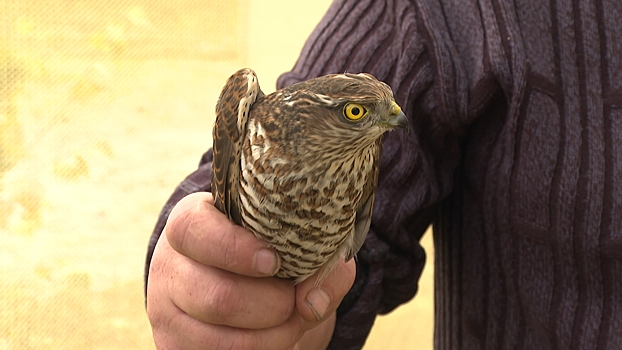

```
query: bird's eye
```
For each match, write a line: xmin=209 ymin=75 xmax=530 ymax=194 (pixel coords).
xmin=343 ymin=103 xmax=368 ymax=121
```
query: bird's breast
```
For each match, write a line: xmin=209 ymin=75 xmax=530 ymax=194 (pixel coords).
xmin=237 ymin=118 xmax=377 ymax=279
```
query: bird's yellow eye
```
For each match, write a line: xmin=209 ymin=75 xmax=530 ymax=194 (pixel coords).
xmin=343 ymin=103 xmax=368 ymax=121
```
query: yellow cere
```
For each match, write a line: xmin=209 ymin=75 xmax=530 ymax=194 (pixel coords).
xmin=391 ymin=101 xmax=402 ymax=116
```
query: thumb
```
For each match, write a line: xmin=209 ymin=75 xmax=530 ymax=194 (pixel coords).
xmin=295 ymin=258 xmax=356 ymax=325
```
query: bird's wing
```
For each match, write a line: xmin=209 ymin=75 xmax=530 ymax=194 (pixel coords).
xmin=212 ymin=68 xmax=263 ymax=224
xmin=347 ymin=137 xmax=383 ymax=261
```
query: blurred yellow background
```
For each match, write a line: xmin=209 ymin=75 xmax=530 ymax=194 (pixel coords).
xmin=0 ymin=1 xmax=433 ymax=349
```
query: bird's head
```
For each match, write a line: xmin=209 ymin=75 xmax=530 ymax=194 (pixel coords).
xmin=271 ymin=73 xmax=408 ymax=154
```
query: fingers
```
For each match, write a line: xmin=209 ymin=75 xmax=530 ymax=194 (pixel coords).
xmin=171 ymin=253 xmax=296 ymax=329
xmin=149 ymin=232 xmax=295 ymax=330
xmin=165 ymin=192 xmax=281 ymax=277
xmin=295 ymin=258 xmax=357 ymax=326
xmin=149 ymin=191 xmax=357 ymax=350
xmin=150 ymin=285 xmax=304 ymax=350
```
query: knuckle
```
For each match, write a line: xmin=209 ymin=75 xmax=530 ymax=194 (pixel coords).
xmin=202 ymin=278 xmax=241 ymax=323
xmin=228 ymin=330 xmax=257 ymax=350
xmin=165 ymin=209 xmax=191 ymax=249
xmin=146 ymin=292 xmax=177 ymax=339
xmin=151 ymin=312 xmax=187 ymax=350
xmin=214 ymin=228 xmax=241 ymax=269
xmin=145 ymin=302 xmax=160 ymax=326
xmin=211 ymin=330 xmax=257 ymax=350
xmin=167 ymin=199 xmax=210 ymax=254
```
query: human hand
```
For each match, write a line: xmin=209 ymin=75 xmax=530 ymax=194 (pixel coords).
xmin=146 ymin=192 xmax=356 ymax=350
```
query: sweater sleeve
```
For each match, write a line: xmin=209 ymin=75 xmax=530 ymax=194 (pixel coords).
xmin=277 ymin=0 xmax=467 ymax=348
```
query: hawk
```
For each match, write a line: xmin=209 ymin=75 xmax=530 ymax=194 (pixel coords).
xmin=211 ymin=68 xmax=408 ymax=284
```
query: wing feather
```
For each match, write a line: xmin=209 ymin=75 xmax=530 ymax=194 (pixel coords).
xmin=347 ymin=137 xmax=383 ymax=261
xmin=212 ymin=68 xmax=263 ymax=224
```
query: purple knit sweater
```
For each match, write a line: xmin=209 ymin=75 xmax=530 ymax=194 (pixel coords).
xmin=146 ymin=0 xmax=622 ymax=348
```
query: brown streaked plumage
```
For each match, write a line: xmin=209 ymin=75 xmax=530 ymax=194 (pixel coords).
xmin=212 ymin=68 xmax=408 ymax=284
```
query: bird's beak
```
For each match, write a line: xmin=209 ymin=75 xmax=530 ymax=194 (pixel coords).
xmin=387 ymin=102 xmax=409 ymax=132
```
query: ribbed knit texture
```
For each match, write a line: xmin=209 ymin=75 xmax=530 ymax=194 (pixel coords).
xmin=146 ymin=0 xmax=622 ymax=348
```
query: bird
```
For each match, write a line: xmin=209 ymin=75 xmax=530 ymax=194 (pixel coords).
xmin=211 ymin=68 xmax=408 ymax=284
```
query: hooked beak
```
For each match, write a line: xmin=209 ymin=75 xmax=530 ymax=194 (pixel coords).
xmin=387 ymin=102 xmax=409 ymax=132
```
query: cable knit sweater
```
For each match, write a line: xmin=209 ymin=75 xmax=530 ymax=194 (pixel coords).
xmin=146 ymin=0 xmax=622 ymax=348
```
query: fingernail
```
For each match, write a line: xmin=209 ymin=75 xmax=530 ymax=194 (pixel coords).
xmin=255 ymin=248 xmax=279 ymax=276
xmin=305 ymin=288 xmax=330 ymax=321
